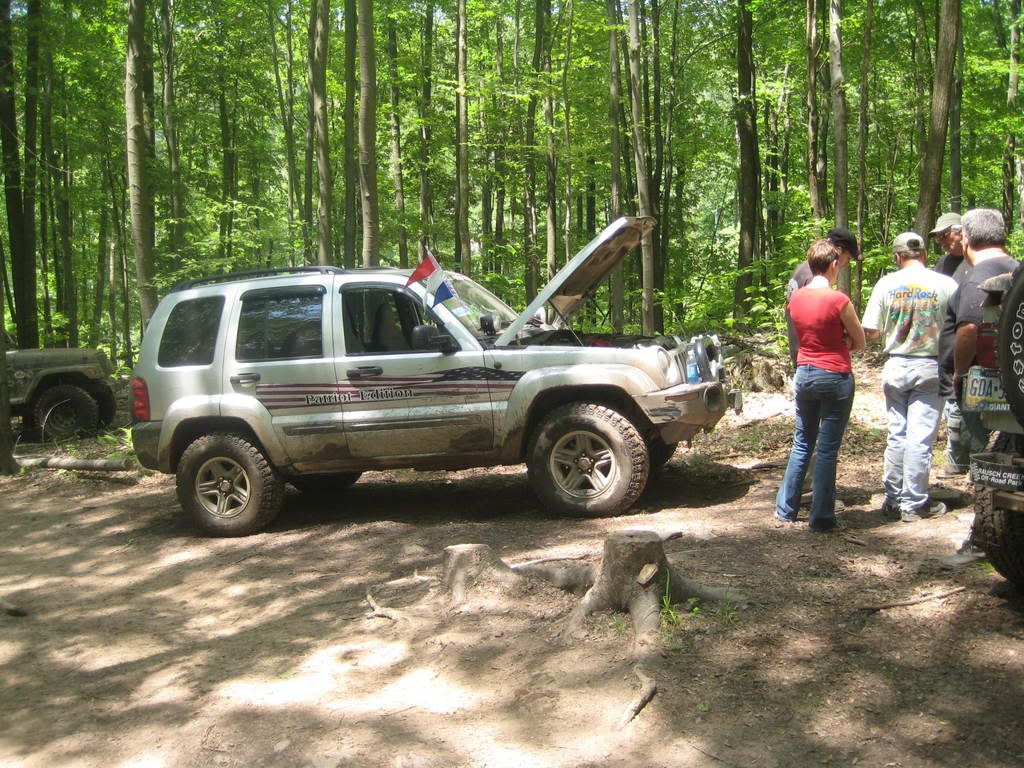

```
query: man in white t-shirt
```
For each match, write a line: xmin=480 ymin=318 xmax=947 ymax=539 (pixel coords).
xmin=862 ymin=232 xmax=958 ymax=522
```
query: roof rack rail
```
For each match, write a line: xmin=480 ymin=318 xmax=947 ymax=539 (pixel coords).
xmin=171 ymin=265 xmax=346 ymax=292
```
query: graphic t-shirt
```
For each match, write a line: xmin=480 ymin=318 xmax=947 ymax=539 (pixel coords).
xmin=788 ymin=287 xmax=853 ymax=373
xmin=862 ymin=264 xmax=957 ymax=356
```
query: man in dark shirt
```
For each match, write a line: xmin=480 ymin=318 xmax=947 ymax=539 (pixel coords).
xmin=931 ymin=212 xmax=971 ymax=478
xmin=937 ymin=208 xmax=1019 ymax=564
xmin=930 ymin=212 xmax=966 ymax=280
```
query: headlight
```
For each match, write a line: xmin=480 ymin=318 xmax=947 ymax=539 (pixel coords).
xmin=658 ymin=348 xmax=682 ymax=386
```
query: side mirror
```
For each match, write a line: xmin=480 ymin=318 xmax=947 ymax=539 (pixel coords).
xmin=411 ymin=324 xmax=458 ymax=353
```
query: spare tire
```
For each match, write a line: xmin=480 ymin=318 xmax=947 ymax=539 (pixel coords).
xmin=33 ymin=384 xmax=100 ymax=440
xmin=997 ymin=266 xmax=1024 ymax=423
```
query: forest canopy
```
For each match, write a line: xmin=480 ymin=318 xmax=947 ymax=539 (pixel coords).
xmin=0 ymin=0 xmax=1021 ymax=365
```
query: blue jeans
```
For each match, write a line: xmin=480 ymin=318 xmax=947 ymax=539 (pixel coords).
xmin=944 ymin=398 xmax=990 ymax=472
xmin=776 ymin=365 xmax=855 ymax=530
xmin=882 ymin=356 xmax=942 ymax=512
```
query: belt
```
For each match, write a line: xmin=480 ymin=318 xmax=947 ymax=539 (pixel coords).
xmin=888 ymin=353 xmax=937 ymax=359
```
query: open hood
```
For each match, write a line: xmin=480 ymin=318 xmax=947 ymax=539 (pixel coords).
xmin=495 ymin=216 xmax=656 ymax=346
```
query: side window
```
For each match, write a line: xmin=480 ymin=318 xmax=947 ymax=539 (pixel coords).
xmin=158 ymin=296 xmax=225 ymax=367
xmin=341 ymin=287 xmax=427 ymax=355
xmin=236 ymin=289 xmax=324 ymax=362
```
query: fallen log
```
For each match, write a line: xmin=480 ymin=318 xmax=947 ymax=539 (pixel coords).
xmin=16 ymin=457 xmax=135 ymax=471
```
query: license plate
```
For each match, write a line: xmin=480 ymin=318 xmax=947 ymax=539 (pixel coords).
xmin=963 ymin=366 xmax=1010 ymax=412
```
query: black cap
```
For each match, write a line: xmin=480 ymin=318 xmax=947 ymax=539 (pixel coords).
xmin=826 ymin=227 xmax=861 ymax=260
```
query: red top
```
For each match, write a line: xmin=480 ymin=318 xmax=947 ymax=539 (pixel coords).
xmin=788 ymin=287 xmax=852 ymax=373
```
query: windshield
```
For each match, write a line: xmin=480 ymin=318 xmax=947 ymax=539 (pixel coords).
xmin=445 ymin=274 xmax=520 ymax=339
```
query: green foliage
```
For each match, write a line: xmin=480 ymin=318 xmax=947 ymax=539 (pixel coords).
xmin=0 ymin=0 xmax=1021 ymax=354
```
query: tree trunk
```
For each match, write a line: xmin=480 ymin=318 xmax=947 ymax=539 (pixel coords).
xmin=339 ymin=0 xmax=355 ymax=267
xmin=312 ymin=0 xmax=333 ymax=265
xmin=160 ymin=0 xmax=184 ymax=256
xmin=523 ymin=0 xmax=546 ymax=301
xmin=561 ymin=0 xmax=575 ymax=269
xmin=950 ymin=17 xmax=963 ymax=213
xmin=806 ymin=0 xmax=825 ymax=220
xmin=22 ymin=0 xmax=40 ymax=328
xmin=1003 ymin=0 xmax=1020 ymax=230
xmin=829 ymin=0 xmax=850 ymax=295
xmin=125 ymin=0 xmax=157 ymax=326
xmin=914 ymin=0 xmax=960 ymax=239
xmin=0 ymin=0 xmax=36 ymax=349
xmin=269 ymin=0 xmax=300 ymax=264
xmin=735 ymin=0 xmax=759 ymax=324
xmin=357 ymin=0 xmax=379 ymax=266
xmin=418 ymin=1 xmax=434 ymax=260
xmin=855 ymin=0 xmax=873 ymax=305
xmin=0 ymin=293 xmax=18 ymax=474
xmin=386 ymin=18 xmax=408 ymax=268
xmin=217 ymin=80 xmax=236 ymax=263
xmin=90 ymin=205 xmax=108 ymax=347
xmin=627 ymin=0 xmax=654 ymax=335
xmin=544 ymin=34 xmax=556 ymax=282
xmin=608 ymin=0 xmax=624 ymax=333
xmin=456 ymin=0 xmax=470 ymax=274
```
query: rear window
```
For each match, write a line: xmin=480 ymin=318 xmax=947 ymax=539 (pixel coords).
xmin=158 ymin=296 xmax=225 ymax=367
xmin=236 ymin=289 xmax=324 ymax=362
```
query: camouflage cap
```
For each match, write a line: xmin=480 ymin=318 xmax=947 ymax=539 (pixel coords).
xmin=893 ymin=231 xmax=926 ymax=253
xmin=929 ymin=212 xmax=962 ymax=236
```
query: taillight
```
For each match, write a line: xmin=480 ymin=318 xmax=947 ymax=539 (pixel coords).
xmin=977 ymin=322 xmax=998 ymax=368
xmin=131 ymin=376 xmax=150 ymax=422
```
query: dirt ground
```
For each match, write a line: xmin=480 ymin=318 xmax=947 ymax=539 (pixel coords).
xmin=2 ymin=360 xmax=1024 ymax=768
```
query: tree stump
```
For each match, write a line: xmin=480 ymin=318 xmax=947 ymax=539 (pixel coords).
xmin=442 ymin=543 xmax=522 ymax=604
xmin=568 ymin=529 xmax=745 ymax=654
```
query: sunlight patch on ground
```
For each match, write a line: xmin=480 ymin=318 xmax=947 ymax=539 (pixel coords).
xmin=128 ymin=666 xmax=193 ymax=706
xmin=217 ymin=639 xmax=482 ymax=716
xmin=155 ymin=549 xmax=198 ymax=567
xmin=49 ymin=635 xmax=171 ymax=673
xmin=0 ymin=639 xmax=23 ymax=666
xmin=114 ymin=752 xmax=166 ymax=768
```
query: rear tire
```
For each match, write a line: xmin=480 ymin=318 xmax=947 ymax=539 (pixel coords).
xmin=33 ymin=384 xmax=100 ymax=440
xmin=176 ymin=433 xmax=284 ymax=537
xmin=527 ymin=402 xmax=649 ymax=517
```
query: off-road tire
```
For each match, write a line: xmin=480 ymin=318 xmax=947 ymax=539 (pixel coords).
xmin=91 ymin=382 xmax=116 ymax=428
xmin=33 ymin=384 xmax=100 ymax=440
xmin=973 ymin=487 xmax=1024 ymax=589
xmin=289 ymin=472 xmax=362 ymax=494
xmin=647 ymin=437 xmax=678 ymax=471
xmin=997 ymin=267 xmax=1024 ymax=423
xmin=527 ymin=402 xmax=650 ymax=517
xmin=176 ymin=433 xmax=284 ymax=537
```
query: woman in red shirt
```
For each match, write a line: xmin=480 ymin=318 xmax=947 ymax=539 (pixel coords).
xmin=776 ymin=240 xmax=866 ymax=531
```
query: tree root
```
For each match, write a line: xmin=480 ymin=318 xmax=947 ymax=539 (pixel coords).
xmin=365 ymin=591 xmax=406 ymax=622
xmin=856 ymin=586 xmax=966 ymax=613
xmin=619 ymin=664 xmax=657 ymax=728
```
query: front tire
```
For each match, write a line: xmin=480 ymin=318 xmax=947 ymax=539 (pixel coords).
xmin=33 ymin=384 xmax=100 ymax=440
xmin=527 ymin=402 xmax=650 ymax=517
xmin=973 ymin=487 xmax=1024 ymax=589
xmin=176 ymin=433 xmax=284 ymax=536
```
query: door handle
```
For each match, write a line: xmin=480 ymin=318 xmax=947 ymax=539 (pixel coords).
xmin=346 ymin=366 xmax=383 ymax=378
xmin=230 ymin=372 xmax=261 ymax=385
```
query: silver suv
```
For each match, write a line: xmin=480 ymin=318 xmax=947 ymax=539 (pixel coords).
xmin=131 ymin=217 xmax=739 ymax=536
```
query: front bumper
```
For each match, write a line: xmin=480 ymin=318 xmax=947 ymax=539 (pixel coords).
xmin=636 ymin=382 xmax=741 ymax=444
